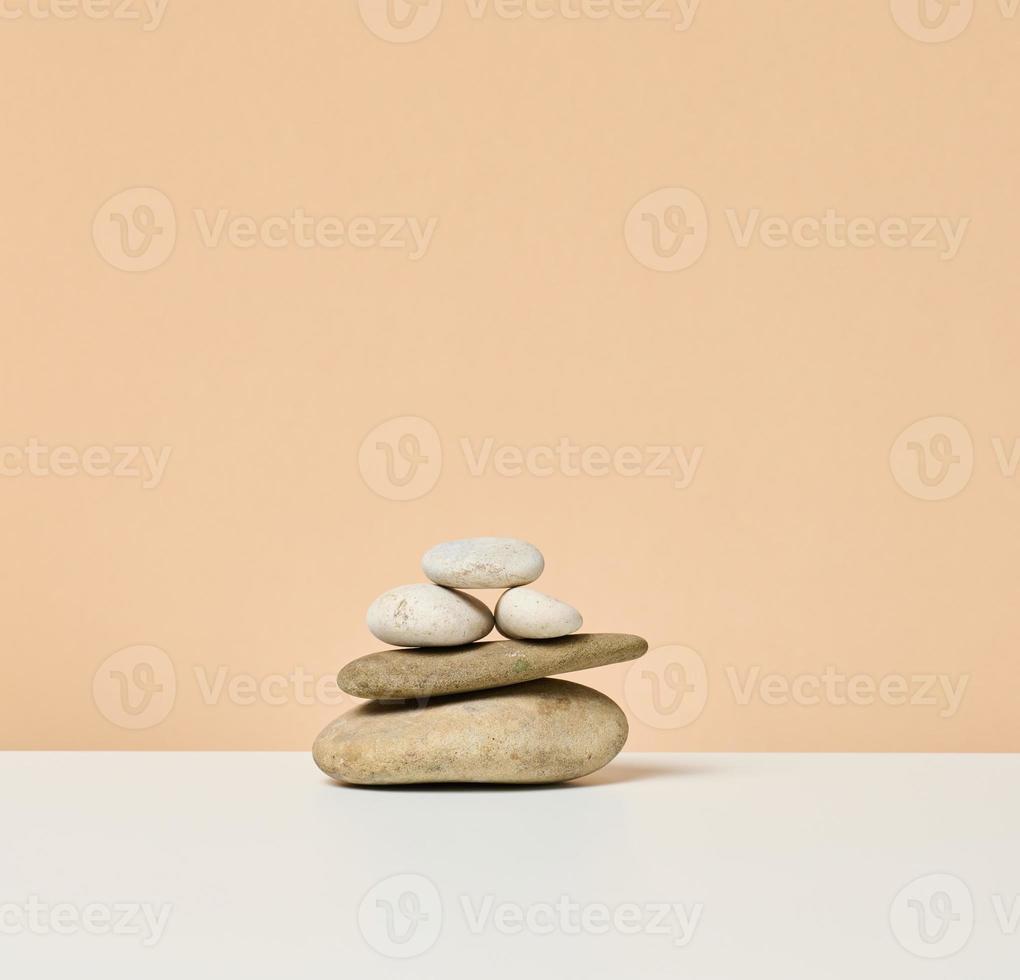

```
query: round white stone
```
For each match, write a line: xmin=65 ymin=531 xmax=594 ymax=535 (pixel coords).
xmin=422 ymin=537 xmax=544 ymax=589
xmin=366 ymin=584 xmax=493 ymax=647
xmin=494 ymin=587 xmax=582 ymax=640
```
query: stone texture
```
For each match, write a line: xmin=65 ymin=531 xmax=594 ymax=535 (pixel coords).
xmin=421 ymin=537 xmax=544 ymax=589
xmin=338 ymin=632 xmax=647 ymax=700
xmin=313 ymin=678 xmax=628 ymax=784
xmin=366 ymin=584 xmax=493 ymax=647
xmin=495 ymin=587 xmax=582 ymax=639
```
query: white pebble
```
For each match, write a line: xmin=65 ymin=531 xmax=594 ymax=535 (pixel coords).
xmin=422 ymin=537 xmax=544 ymax=589
xmin=494 ymin=587 xmax=582 ymax=640
xmin=366 ymin=584 xmax=493 ymax=647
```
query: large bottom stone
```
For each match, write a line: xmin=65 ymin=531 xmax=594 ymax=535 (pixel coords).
xmin=313 ymin=678 xmax=628 ymax=785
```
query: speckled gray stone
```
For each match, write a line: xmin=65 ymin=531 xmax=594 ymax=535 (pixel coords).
xmin=366 ymin=583 xmax=493 ymax=647
xmin=337 ymin=633 xmax=647 ymax=700
xmin=312 ymin=678 xmax=628 ymax=785
xmin=421 ymin=537 xmax=544 ymax=589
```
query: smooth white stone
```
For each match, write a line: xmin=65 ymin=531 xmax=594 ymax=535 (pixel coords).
xmin=422 ymin=537 xmax=544 ymax=589
xmin=366 ymin=584 xmax=493 ymax=647
xmin=494 ymin=587 xmax=583 ymax=640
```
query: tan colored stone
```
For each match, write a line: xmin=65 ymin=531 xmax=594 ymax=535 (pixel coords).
xmin=312 ymin=678 xmax=628 ymax=784
xmin=337 ymin=632 xmax=647 ymax=700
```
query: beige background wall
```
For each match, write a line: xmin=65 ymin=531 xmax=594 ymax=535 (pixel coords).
xmin=1 ymin=0 xmax=1017 ymax=751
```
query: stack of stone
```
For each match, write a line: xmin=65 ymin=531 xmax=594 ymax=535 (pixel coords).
xmin=313 ymin=537 xmax=647 ymax=785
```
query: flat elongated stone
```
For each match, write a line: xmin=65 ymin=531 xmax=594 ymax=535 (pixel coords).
xmin=337 ymin=632 xmax=647 ymax=700
xmin=422 ymin=537 xmax=544 ymax=589
xmin=313 ymin=678 xmax=628 ymax=785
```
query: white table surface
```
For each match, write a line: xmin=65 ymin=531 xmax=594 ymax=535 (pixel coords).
xmin=1 ymin=752 xmax=1017 ymax=977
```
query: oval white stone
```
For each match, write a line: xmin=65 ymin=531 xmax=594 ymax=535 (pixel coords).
xmin=366 ymin=584 xmax=493 ymax=647
xmin=494 ymin=587 xmax=582 ymax=640
xmin=422 ymin=537 xmax=544 ymax=589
